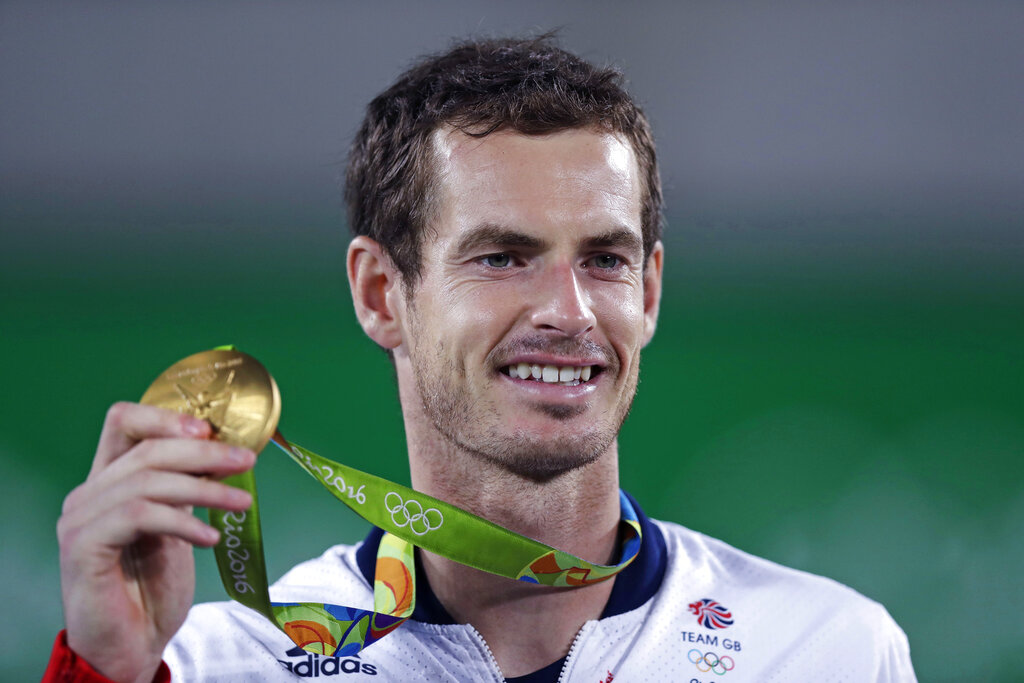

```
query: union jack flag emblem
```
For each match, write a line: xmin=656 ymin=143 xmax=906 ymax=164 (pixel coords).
xmin=688 ymin=598 xmax=734 ymax=629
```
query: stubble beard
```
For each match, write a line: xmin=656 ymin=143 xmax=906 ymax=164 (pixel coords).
xmin=409 ymin=333 xmax=638 ymax=482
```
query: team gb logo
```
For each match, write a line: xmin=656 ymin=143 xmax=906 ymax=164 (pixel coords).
xmin=688 ymin=598 xmax=734 ymax=629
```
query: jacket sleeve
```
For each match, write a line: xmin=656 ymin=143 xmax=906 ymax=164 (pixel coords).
xmin=42 ymin=631 xmax=171 ymax=683
xmin=874 ymin=615 xmax=918 ymax=683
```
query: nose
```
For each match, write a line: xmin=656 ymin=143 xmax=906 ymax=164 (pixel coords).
xmin=529 ymin=262 xmax=596 ymax=337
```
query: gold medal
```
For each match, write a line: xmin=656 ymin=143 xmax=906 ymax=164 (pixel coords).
xmin=140 ymin=348 xmax=281 ymax=453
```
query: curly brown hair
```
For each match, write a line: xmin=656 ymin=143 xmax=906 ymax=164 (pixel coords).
xmin=344 ymin=34 xmax=663 ymax=287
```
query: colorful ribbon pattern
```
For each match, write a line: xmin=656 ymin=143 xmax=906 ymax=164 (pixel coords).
xmin=208 ymin=413 xmax=642 ymax=658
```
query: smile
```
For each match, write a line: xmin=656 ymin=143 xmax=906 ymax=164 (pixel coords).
xmin=501 ymin=363 xmax=600 ymax=387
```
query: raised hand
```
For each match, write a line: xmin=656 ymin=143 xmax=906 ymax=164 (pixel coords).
xmin=57 ymin=402 xmax=255 ymax=683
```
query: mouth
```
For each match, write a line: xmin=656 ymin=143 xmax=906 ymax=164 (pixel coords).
xmin=500 ymin=363 xmax=603 ymax=387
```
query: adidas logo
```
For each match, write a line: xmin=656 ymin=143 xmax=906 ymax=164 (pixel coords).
xmin=277 ymin=645 xmax=379 ymax=677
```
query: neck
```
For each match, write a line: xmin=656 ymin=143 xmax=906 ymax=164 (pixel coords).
xmin=403 ymin=402 xmax=622 ymax=676
xmin=410 ymin=430 xmax=622 ymax=556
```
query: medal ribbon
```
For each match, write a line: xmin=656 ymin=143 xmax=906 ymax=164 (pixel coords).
xmin=209 ymin=432 xmax=641 ymax=657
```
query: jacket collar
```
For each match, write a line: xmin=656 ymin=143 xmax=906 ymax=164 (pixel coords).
xmin=355 ymin=490 xmax=667 ymax=624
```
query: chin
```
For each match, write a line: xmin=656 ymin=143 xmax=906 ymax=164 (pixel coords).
xmin=530 ymin=402 xmax=588 ymax=421
xmin=466 ymin=427 xmax=616 ymax=483
xmin=490 ymin=452 xmax=600 ymax=482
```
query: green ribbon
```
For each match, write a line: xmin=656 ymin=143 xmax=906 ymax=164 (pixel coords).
xmin=206 ymin=354 xmax=642 ymax=658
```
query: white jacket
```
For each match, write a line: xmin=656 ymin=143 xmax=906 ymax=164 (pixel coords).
xmin=166 ymin=508 xmax=915 ymax=682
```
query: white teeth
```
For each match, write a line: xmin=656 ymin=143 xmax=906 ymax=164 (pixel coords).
xmin=507 ymin=363 xmax=597 ymax=384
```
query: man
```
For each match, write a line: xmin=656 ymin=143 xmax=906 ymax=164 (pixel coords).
xmin=48 ymin=36 xmax=916 ymax=681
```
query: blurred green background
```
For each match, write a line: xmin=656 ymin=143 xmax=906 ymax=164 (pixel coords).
xmin=3 ymin=215 xmax=1021 ymax=680
xmin=3 ymin=2 xmax=1023 ymax=680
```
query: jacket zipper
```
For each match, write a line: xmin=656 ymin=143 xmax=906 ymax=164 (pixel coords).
xmin=557 ymin=623 xmax=593 ymax=683
xmin=468 ymin=625 xmax=506 ymax=682
xmin=467 ymin=622 xmax=594 ymax=682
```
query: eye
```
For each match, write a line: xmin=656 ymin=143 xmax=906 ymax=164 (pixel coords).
xmin=589 ymin=254 xmax=620 ymax=269
xmin=483 ymin=253 xmax=512 ymax=268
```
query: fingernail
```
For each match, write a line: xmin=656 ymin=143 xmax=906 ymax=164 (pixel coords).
xmin=184 ymin=418 xmax=208 ymax=437
xmin=228 ymin=447 xmax=254 ymax=463
xmin=232 ymin=488 xmax=253 ymax=506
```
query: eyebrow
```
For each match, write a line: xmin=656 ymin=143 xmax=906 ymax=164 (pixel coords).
xmin=583 ymin=228 xmax=643 ymax=255
xmin=449 ymin=223 xmax=644 ymax=260
xmin=450 ymin=223 xmax=546 ymax=259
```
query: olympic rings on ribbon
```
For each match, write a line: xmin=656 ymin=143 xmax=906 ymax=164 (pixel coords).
xmin=688 ymin=649 xmax=735 ymax=675
xmin=384 ymin=491 xmax=444 ymax=536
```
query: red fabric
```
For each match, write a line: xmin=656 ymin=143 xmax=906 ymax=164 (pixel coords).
xmin=42 ymin=630 xmax=171 ymax=683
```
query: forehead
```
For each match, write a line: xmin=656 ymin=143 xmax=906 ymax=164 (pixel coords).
xmin=428 ymin=127 xmax=642 ymax=246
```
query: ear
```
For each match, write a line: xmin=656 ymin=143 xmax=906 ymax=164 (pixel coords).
xmin=347 ymin=235 xmax=406 ymax=350
xmin=642 ymin=241 xmax=664 ymax=346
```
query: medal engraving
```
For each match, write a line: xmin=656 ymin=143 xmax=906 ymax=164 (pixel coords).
xmin=141 ymin=348 xmax=281 ymax=453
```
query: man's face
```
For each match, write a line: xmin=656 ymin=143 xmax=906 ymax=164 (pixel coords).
xmin=394 ymin=127 xmax=662 ymax=480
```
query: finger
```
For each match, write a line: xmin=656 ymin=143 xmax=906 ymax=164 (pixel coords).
xmin=144 ymin=472 xmax=254 ymax=510
xmin=59 ymin=498 xmax=222 ymax=569
xmin=107 ymin=438 xmax=257 ymax=480
xmin=68 ymin=498 xmax=223 ymax=552
xmin=86 ymin=470 xmax=254 ymax=523
xmin=66 ymin=439 xmax=254 ymax=521
xmin=64 ymin=483 xmax=243 ymax=549
xmin=93 ymin=402 xmax=211 ymax=474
